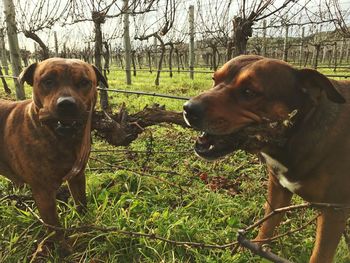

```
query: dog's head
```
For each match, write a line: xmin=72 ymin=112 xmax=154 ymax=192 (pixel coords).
xmin=19 ymin=58 xmax=107 ymax=135
xmin=183 ymin=55 xmax=345 ymax=160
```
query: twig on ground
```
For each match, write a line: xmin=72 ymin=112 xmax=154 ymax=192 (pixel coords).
xmin=237 ymin=230 xmax=294 ymax=263
xmin=91 ymin=149 xmax=192 ymax=154
xmin=0 ymin=194 xmax=33 ymax=203
xmin=252 ymin=213 xmax=320 ymax=243
xmin=244 ymin=203 xmax=312 ymax=232
xmin=245 ymin=202 xmax=350 ymax=233
xmin=19 ymin=201 xmax=239 ymax=250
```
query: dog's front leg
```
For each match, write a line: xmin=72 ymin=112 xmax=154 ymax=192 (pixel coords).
xmin=310 ymin=208 xmax=348 ymax=263
xmin=32 ymin=186 xmax=74 ymax=255
xmin=67 ymin=171 xmax=87 ymax=214
xmin=32 ymin=187 xmax=60 ymax=228
xmin=31 ymin=186 xmax=65 ymax=242
xmin=255 ymin=173 xmax=293 ymax=242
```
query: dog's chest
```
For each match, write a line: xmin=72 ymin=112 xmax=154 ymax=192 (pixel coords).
xmin=18 ymin=135 xmax=79 ymax=178
xmin=261 ymin=152 xmax=301 ymax=193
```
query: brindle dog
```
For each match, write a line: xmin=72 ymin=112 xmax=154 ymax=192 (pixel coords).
xmin=0 ymin=58 xmax=107 ymax=249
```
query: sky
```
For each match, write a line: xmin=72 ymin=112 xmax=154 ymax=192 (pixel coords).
xmin=0 ymin=0 xmax=349 ymax=52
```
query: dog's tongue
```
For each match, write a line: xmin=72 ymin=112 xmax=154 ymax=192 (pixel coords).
xmin=196 ymin=133 xmax=213 ymax=152
xmin=198 ymin=132 xmax=210 ymax=143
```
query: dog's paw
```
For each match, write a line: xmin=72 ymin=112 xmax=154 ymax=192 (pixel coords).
xmin=57 ymin=240 xmax=73 ymax=257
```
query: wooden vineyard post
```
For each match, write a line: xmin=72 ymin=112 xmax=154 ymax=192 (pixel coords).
xmin=123 ymin=0 xmax=132 ymax=85
xmin=3 ymin=0 xmax=25 ymax=99
xmin=189 ymin=5 xmax=195 ymax=80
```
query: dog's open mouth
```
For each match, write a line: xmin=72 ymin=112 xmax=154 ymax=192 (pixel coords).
xmin=192 ymin=110 xmax=299 ymax=160
xmin=47 ymin=118 xmax=85 ymax=137
xmin=54 ymin=119 xmax=84 ymax=136
xmin=194 ymin=119 xmax=294 ymax=160
xmin=194 ymin=129 xmax=256 ymax=160
xmin=195 ymin=132 xmax=236 ymax=160
xmin=38 ymin=109 xmax=87 ymax=137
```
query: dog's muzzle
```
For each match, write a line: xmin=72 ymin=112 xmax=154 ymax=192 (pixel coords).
xmin=37 ymin=97 xmax=88 ymax=137
xmin=56 ymin=96 xmax=78 ymax=116
xmin=55 ymin=120 xmax=82 ymax=137
xmin=183 ymin=100 xmax=206 ymax=129
xmin=54 ymin=96 xmax=85 ymax=137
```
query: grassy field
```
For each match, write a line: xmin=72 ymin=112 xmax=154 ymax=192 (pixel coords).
xmin=0 ymin=65 xmax=350 ymax=262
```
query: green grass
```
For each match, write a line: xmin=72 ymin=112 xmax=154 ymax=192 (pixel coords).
xmin=0 ymin=66 xmax=350 ymax=262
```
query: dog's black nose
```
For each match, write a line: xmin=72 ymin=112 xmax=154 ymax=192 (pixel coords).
xmin=56 ymin=96 xmax=77 ymax=115
xmin=183 ymin=100 xmax=205 ymax=127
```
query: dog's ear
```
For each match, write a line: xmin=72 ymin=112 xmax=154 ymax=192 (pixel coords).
xmin=92 ymin=65 xmax=108 ymax=88
xmin=18 ymin=63 xmax=37 ymax=86
xmin=298 ymin=68 xmax=345 ymax=104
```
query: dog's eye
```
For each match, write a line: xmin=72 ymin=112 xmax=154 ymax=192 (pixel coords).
xmin=79 ymin=78 xmax=91 ymax=88
xmin=241 ymin=88 xmax=259 ymax=99
xmin=42 ymin=78 xmax=55 ymax=88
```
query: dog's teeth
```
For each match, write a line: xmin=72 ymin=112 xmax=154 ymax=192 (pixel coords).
xmin=183 ymin=112 xmax=192 ymax=127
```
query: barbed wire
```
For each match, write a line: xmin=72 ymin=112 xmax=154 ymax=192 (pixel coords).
xmin=1 ymin=73 xmax=349 ymax=102
xmin=97 ymin=87 xmax=190 ymax=100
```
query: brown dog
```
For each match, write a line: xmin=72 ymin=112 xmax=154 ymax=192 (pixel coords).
xmin=183 ymin=55 xmax=350 ymax=262
xmin=0 ymin=58 xmax=107 ymax=243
